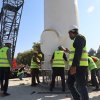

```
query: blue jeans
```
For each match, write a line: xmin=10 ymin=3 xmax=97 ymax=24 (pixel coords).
xmin=67 ymin=66 xmax=89 ymax=100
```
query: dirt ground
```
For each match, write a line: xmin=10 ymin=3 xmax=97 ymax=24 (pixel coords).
xmin=0 ymin=77 xmax=100 ymax=100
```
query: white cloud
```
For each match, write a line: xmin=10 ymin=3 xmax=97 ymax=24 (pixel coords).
xmin=87 ymin=6 xmax=95 ymax=13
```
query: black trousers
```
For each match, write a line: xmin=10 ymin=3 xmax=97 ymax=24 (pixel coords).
xmin=50 ymin=67 xmax=65 ymax=91
xmin=91 ymin=69 xmax=99 ymax=89
xmin=67 ymin=66 xmax=89 ymax=100
xmin=96 ymin=68 xmax=100 ymax=85
xmin=31 ymin=68 xmax=40 ymax=85
xmin=0 ymin=67 xmax=10 ymax=93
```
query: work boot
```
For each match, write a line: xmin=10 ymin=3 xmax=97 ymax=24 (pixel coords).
xmin=3 ymin=92 xmax=10 ymax=96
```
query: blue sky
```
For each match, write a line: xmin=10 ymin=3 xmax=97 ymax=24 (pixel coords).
xmin=0 ymin=0 xmax=100 ymax=57
xmin=78 ymin=0 xmax=100 ymax=51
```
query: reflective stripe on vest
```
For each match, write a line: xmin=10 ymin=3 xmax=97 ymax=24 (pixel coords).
xmin=0 ymin=47 xmax=10 ymax=67
xmin=88 ymin=57 xmax=97 ymax=71
xmin=69 ymin=43 xmax=88 ymax=66
xmin=52 ymin=51 xmax=65 ymax=67
xmin=31 ymin=59 xmax=38 ymax=69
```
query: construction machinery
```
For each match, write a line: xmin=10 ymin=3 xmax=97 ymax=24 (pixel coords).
xmin=0 ymin=0 xmax=24 ymax=59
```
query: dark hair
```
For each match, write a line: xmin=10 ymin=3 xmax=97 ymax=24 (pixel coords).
xmin=58 ymin=46 xmax=62 ymax=50
xmin=69 ymin=29 xmax=78 ymax=34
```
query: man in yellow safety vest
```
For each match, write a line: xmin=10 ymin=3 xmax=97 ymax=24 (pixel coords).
xmin=0 ymin=40 xmax=12 ymax=96
xmin=30 ymin=52 xmax=40 ymax=86
xmin=50 ymin=46 xmax=67 ymax=92
xmin=88 ymin=56 xmax=100 ymax=91
xmin=66 ymin=25 xmax=89 ymax=100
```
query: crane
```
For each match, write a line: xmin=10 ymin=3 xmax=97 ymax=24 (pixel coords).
xmin=0 ymin=0 xmax=24 ymax=59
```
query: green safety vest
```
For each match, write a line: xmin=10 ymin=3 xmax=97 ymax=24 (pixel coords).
xmin=52 ymin=51 xmax=65 ymax=67
xmin=31 ymin=58 xmax=39 ymax=69
xmin=95 ymin=59 xmax=100 ymax=69
xmin=0 ymin=47 xmax=10 ymax=67
xmin=69 ymin=43 xmax=88 ymax=66
xmin=88 ymin=57 xmax=97 ymax=71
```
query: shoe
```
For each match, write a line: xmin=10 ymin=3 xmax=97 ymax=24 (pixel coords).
xmin=92 ymin=88 xmax=100 ymax=91
xmin=30 ymin=91 xmax=36 ymax=94
xmin=31 ymin=83 xmax=37 ymax=87
xmin=38 ymin=81 xmax=41 ymax=84
xmin=3 ymin=92 xmax=10 ymax=96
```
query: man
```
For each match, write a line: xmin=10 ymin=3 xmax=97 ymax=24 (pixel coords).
xmin=88 ymin=56 xmax=100 ymax=91
xmin=66 ymin=25 xmax=89 ymax=100
xmin=91 ymin=56 xmax=100 ymax=85
xmin=0 ymin=40 xmax=12 ymax=96
xmin=50 ymin=46 xmax=67 ymax=92
xmin=30 ymin=52 xmax=40 ymax=86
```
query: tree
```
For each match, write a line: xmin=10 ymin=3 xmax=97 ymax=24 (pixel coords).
xmin=32 ymin=42 xmax=44 ymax=61
xmin=16 ymin=42 xmax=44 ymax=66
xmin=16 ymin=50 xmax=33 ymax=66
xmin=88 ymin=48 xmax=96 ymax=56
xmin=96 ymin=46 xmax=100 ymax=58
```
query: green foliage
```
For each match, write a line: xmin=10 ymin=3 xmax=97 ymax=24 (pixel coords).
xmin=32 ymin=42 xmax=44 ymax=61
xmin=88 ymin=46 xmax=100 ymax=58
xmin=88 ymin=48 xmax=96 ymax=56
xmin=96 ymin=46 xmax=100 ymax=58
xmin=32 ymin=42 xmax=41 ymax=52
xmin=16 ymin=50 xmax=33 ymax=66
xmin=16 ymin=42 xmax=44 ymax=66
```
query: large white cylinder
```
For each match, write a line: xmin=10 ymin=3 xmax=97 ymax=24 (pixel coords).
xmin=40 ymin=0 xmax=79 ymax=69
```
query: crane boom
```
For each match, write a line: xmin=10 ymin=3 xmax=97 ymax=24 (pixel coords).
xmin=0 ymin=0 xmax=24 ymax=59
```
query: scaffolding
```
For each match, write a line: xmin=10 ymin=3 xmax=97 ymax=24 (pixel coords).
xmin=0 ymin=0 xmax=24 ymax=59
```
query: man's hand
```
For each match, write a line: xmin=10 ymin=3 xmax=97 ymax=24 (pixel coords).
xmin=65 ymin=48 xmax=70 ymax=53
xmin=69 ymin=66 xmax=76 ymax=75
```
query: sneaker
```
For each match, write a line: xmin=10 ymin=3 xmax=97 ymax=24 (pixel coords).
xmin=38 ymin=81 xmax=41 ymax=84
xmin=30 ymin=91 xmax=36 ymax=94
xmin=3 ymin=92 xmax=10 ymax=96
xmin=92 ymin=88 xmax=100 ymax=91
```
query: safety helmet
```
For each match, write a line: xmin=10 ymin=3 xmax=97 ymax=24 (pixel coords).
xmin=4 ymin=40 xmax=12 ymax=44
xmin=68 ymin=25 xmax=78 ymax=32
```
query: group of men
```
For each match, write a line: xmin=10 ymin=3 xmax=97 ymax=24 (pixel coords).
xmin=49 ymin=25 xmax=100 ymax=100
xmin=48 ymin=25 xmax=89 ymax=100
xmin=0 ymin=25 xmax=100 ymax=100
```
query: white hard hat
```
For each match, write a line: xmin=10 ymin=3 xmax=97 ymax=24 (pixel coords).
xmin=69 ymin=25 xmax=78 ymax=31
xmin=4 ymin=40 xmax=12 ymax=44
